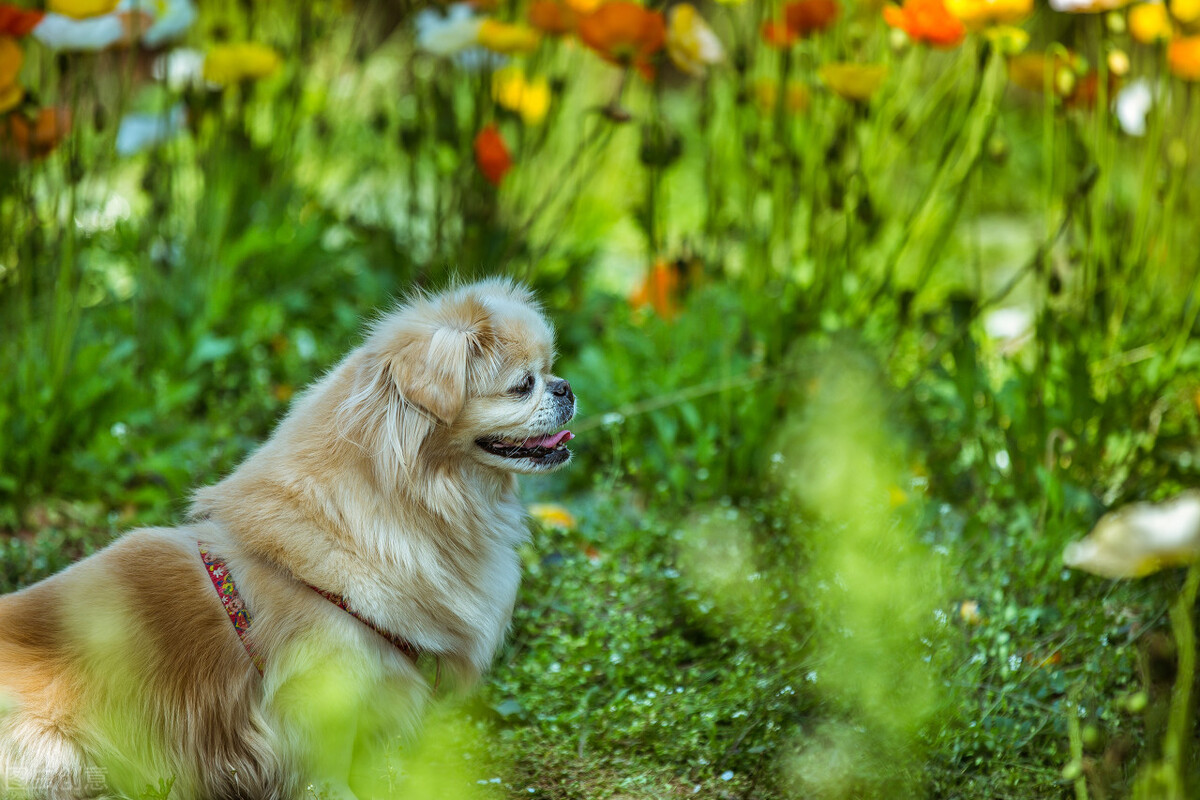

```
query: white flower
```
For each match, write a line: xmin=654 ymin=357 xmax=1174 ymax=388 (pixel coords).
xmin=1115 ymin=79 xmax=1153 ymax=137
xmin=139 ymin=0 xmax=197 ymax=48
xmin=983 ymin=306 xmax=1033 ymax=342
xmin=152 ymin=47 xmax=205 ymax=90
xmin=416 ymin=3 xmax=482 ymax=56
xmin=33 ymin=13 xmax=125 ymax=51
xmin=1063 ymin=491 xmax=1200 ymax=578
xmin=115 ymin=104 xmax=186 ymax=156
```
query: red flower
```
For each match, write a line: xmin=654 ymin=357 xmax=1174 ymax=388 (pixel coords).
xmin=883 ymin=0 xmax=965 ymax=48
xmin=0 ymin=4 xmax=43 ymax=37
xmin=578 ymin=2 xmax=665 ymax=79
xmin=2 ymin=107 xmax=72 ymax=161
xmin=474 ymin=124 xmax=512 ymax=186
xmin=762 ymin=0 xmax=839 ymax=48
xmin=784 ymin=0 xmax=839 ymax=36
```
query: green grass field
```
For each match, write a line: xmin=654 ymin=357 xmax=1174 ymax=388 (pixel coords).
xmin=2 ymin=0 xmax=1200 ymax=797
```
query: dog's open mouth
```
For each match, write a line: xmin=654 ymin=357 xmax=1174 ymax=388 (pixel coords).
xmin=476 ymin=430 xmax=574 ymax=463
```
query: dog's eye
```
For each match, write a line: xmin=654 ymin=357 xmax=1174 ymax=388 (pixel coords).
xmin=509 ymin=374 xmax=535 ymax=396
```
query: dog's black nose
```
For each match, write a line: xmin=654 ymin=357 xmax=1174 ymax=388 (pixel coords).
xmin=550 ymin=379 xmax=573 ymax=402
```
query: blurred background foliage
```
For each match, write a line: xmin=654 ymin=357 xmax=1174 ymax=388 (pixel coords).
xmin=1 ymin=0 xmax=1199 ymax=796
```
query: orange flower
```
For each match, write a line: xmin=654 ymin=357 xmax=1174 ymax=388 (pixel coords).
xmin=474 ymin=124 xmax=512 ymax=186
xmin=785 ymin=0 xmax=840 ymax=35
xmin=1169 ymin=37 xmax=1200 ymax=80
xmin=760 ymin=20 xmax=798 ymax=47
xmin=578 ymin=2 xmax=665 ymax=78
xmin=629 ymin=260 xmax=679 ymax=319
xmin=883 ymin=0 xmax=966 ymax=47
xmin=762 ymin=0 xmax=838 ymax=47
xmin=0 ymin=4 xmax=44 ymax=36
xmin=1 ymin=107 xmax=71 ymax=160
xmin=530 ymin=0 xmax=578 ymax=35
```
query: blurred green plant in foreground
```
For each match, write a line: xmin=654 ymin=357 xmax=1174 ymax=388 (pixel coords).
xmin=1 ymin=0 xmax=1199 ymax=796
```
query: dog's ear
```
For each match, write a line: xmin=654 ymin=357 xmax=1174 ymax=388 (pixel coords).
xmin=339 ymin=291 xmax=494 ymax=482
xmin=388 ymin=295 xmax=494 ymax=426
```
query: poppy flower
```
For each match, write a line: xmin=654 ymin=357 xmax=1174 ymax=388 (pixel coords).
xmin=493 ymin=67 xmax=551 ymax=124
xmin=1 ymin=106 xmax=71 ymax=160
xmin=1115 ymin=79 xmax=1152 ymax=135
xmin=762 ymin=0 xmax=838 ymax=47
xmin=1129 ymin=3 xmax=1173 ymax=43
xmin=115 ymin=104 xmax=186 ymax=156
xmin=752 ymin=78 xmax=810 ymax=113
xmin=47 ymin=0 xmax=118 ymax=18
xmin=474 ymin=124 xmax=512 ymax=186
xmin=784 ymin=0 xmax=840 ymax=35
xmin=478 ymin=19 xmax=540 ymax=53
xmin=0 ymin=5 xmax=44 ymax=36
xmin=203 ymin=43 xmax=282 ymax=85
xmin=528 ymin=503 xmax=577 ymax=530
xmin=883 ymin=0 xmax=965 ymax=48
xmin=416 ymin=3 xmax=482 ymax=56
xmin=0 ymin=34 xmax=21 ymax=113
xmin=944 ymin=0 xmax=1032 ymax=28
xmin=529 ymin=0 xmax=578 ymax=35
xmin=665 ymin=3 xmax=723 ymax=77
xmin=819 ymin=62 xmax=888 ymax=101
xmin=32 ymin=9 xmax=152 ymax=51
xmin=577 ymin=2 xmax=665 ymax=79
xmin=140 ymin=0 xmax=197 ymax=48
xmin=1063 ymin=491 xmax=1200 ymax=578
xmin=1168 ymin=36 xmax=1200 ymax=80
xmin=1173 ymin=0 xmax=1200 ymax=23
xmin=760 ymin=20 xmax=797 ymax=47
xmin=629 ymin=259 xmax=679 ymax=319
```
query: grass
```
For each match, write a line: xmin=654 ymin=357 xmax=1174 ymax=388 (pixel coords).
xmin=3 ymin=0 xmax=1200 ymax=797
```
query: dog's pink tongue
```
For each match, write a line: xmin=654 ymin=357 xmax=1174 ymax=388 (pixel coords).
xmin=523 ymin=430 xmax=574 ymax=448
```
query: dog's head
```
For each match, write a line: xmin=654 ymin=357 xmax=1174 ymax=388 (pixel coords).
xmin=339 ymin=279 xmax=576 ymax=482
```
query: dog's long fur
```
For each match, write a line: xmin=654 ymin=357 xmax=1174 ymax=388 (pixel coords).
xmin=0 ymin=279 xmax=574 ymax=798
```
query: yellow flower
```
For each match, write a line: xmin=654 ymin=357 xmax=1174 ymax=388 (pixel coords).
xmin=1063 ymin=491 xmax=1200 ymax=578
xmin=819 ymin=62 xmax=888 ymax=101
xmin=945 ymin=0 xmax=1033 ymax=28
xmin=665 ymin=3 xmax=724 ymax=77
xmin=958 ymin=600 xmax=983 ymax=625
xmin=528 ymin=503 xmax=577 ymax=531
xmin=983 ymin=24 xmax=1029 ymax=53
xmin=1172 ymin=0 xmax=1200 ymax=22
xmin=753 ymin=79 xmax=811 ymax=113
xmin=47 ymin=0 xmax=120 ymax=18
xmin=566 ymin=0 xmax=602 ymax=12
xmin=203 ymin=43 xmax=282 ymax=86
xmin=477 ymin=19 xmax=540 ymax=53
xmin=0 ymin=35 xmax=23 ymax=113
xmin=1130 ymin=2 xmax=1173 ymax=42
xmin=492 ymin=67 xmax=551 ymax=125
xmin=0 ymin=83 xmax=22 ymax=113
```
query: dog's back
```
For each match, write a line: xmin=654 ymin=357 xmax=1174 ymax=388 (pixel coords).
xmin=0 ymin=527 xmax=289 ymax=799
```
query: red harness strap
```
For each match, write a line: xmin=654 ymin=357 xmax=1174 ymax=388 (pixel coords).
xmin=198 ymin=542 xmax=435 ymax=685
xmin=305 ymin=584 xmax=421 ymax=664
xmin=199 ymin=542 xmax=265 ymax=674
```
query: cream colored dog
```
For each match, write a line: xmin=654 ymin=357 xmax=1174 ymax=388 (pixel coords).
xmin=0 ymin=279 xmax=576 ymax=798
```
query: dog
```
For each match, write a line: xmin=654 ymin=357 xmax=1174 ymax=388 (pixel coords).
xmin=0 ymin=279 xmax=576 ymax=798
